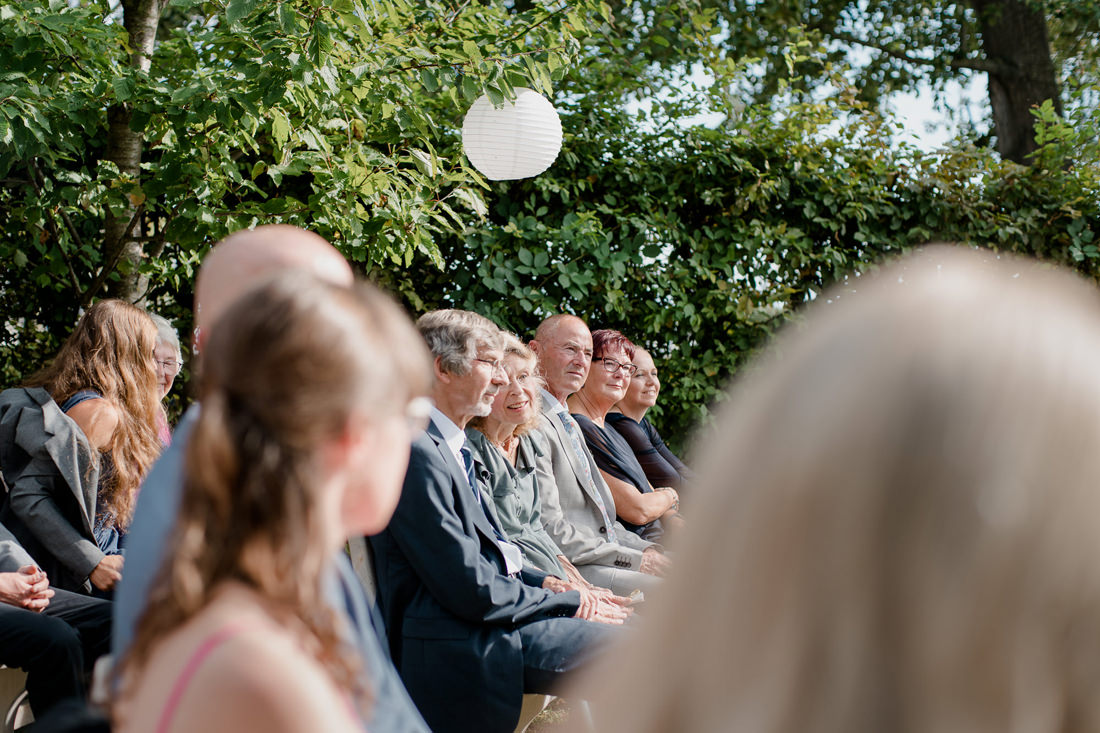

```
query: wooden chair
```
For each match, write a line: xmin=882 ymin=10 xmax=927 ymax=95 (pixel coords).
xmin=0 ymin=666 xmax=32 ymax=732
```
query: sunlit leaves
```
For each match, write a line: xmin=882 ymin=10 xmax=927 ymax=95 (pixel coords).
xmin=0 ymin=0 xmax=606 ymax=388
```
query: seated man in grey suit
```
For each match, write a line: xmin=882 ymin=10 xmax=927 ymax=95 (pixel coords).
xmin=529 ymin=314 xmax=669 ymax=597
xmin=370 ymin=310 xmax=620 ymax=733
xmin=112 ymin=225 xmax=429 ymax=732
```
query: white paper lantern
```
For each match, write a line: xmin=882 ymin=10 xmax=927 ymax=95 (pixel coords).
xmin=462 ymin=88 xmax=563 ymax=181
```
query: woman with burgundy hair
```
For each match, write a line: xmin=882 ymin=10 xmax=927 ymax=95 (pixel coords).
xmin=568 ymin=329 xmax=680 ymax=542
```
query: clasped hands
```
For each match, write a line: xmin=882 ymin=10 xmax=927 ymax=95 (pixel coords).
xmin=0 ymin=565 xmax=54 ymax=612
xmin=542 ymin=575 xmax=633 ymax=625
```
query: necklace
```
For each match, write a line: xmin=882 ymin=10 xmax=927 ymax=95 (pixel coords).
xmin=493 ymin=435 xmax=518 ymax=462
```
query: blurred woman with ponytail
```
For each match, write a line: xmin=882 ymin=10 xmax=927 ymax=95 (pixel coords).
xmin=0 ymin=299 xmax=162 ymax=594
xmin=114 ymin=272 xmax=431 ymax=733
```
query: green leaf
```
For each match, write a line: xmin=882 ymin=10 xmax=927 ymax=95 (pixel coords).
xmin=278 ymin=2 xmax=297 ymax=32
xmin=462 ymin=40 xmax=482 ymax=63
xmin=226 ymin=0 xmax=260 ymax=24
xmin=461 ymin=75 xmax=480 ymax=101
xmin=271 ymin=109 xmax=291 ymax=146
xmin=113 ymin=77 xmax=136 ymax=103
xmin=420 ymin=69 xmax=439 ymax=92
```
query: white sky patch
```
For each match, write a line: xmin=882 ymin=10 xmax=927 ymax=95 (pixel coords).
xmin=888 ymin=75 xmax=987 ymax=151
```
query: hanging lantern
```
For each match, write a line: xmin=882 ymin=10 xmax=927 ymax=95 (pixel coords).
xmin=461 ymin=87 xmax=563 ymax=181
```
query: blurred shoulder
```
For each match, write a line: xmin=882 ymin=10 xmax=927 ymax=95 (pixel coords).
xmin=170 ymin=625 xmax=358 ymax=733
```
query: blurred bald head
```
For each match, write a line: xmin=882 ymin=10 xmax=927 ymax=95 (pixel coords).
xmin=194 ymin=225 xmax=353 ymax=343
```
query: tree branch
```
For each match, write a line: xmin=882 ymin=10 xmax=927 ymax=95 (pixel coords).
xmin=828 ymin=29 xmax=1012 ymax=77
xmin=392 ymin=45 xmax=567 ymax=74
xmin=498 ymin=4 xmax=570 ymax=45
xmin=25 ymin=160 xmax=82 ymax=297
xmin=82 ymin=202 xmax=146 ymax=306
xmin=446 ymin=0 xmax=474 ymax=26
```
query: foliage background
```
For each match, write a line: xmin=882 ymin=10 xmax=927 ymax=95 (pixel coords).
xmin=2 ymin=0 xmax=1098 ymax=452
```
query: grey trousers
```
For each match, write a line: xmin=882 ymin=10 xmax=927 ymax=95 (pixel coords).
xmin=577 ymin=563 xmax=662 ymax=599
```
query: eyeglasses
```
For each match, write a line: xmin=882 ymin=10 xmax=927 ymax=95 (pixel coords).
xmin=473 ymin=357 xmax=505 ymax=373
xmin=593 ymin=357 xmax=638 ymax=376
xmin=156 ymin=359 xmax=182 ymax=376
xmin=405 ymin=396 xmax=433 ymax=434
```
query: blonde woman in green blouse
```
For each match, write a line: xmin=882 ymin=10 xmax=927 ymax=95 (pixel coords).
xmin=467 ymin=333 xmax=632 ymax=624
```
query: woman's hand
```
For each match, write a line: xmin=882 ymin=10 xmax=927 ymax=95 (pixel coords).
xmin=640 ymin=547 xmax=671 ymax=576
xmin=90 ymin=554 xmax=124 ymax=591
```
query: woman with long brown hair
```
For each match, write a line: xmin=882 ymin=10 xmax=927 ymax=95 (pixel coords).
xmin=0 ymin=299 xmax=162 ymax=593
xmin=115 ymin=273 xmax=431 ymax=733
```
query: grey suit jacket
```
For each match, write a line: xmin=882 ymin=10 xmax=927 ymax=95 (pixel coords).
xmin=532 ymin=391 xmax=654 ymax=572
xmin=0 ymin=522 xmax=35 ymax=573
xmin=0 ymin=387 xmax=102 ymax=591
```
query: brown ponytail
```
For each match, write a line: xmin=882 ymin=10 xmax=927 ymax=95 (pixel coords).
xmin=119 ymin=273 xmax=431 ymax=716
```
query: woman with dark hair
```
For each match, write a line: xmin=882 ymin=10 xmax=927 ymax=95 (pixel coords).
xmin=608 ymin=347 xmax=694 ymax=493
xmin=115 ymin=273 xmax=431 ymax=733
xmin=0 ymin=299 xmax=162 ymax=593
xmin=569 ymin=330 xmax=680 ymax=542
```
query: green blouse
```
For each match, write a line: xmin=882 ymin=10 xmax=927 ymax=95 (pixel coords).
xmin=465 ymin=428 xmax=566 ymax=577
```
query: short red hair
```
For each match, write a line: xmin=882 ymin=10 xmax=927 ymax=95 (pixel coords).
xmin=591 ymin=329 xmax=636 ymax=361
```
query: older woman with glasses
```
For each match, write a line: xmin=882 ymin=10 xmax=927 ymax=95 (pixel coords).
xmin=467 ymin=333 xmax=631 ymax=623
xmin=149 ymin=313 xmax=182 ymax=446
xmin=568 ymin=330 xmax=680 ymax=542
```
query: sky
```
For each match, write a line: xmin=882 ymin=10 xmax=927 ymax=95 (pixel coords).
xmin=889 ymin=76 xmax=987 ymax=152
xmin=659 ymin=60 xmax=989 ymax=155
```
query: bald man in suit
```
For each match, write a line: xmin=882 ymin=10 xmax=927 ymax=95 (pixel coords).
xmin=529 ymin=315 xmax=668 ymax=597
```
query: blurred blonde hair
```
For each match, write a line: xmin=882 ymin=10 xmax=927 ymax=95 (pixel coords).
xmin=576 ymin=245 xmax=1100 ymax=733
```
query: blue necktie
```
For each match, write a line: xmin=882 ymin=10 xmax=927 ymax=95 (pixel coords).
xmin=460 ymin=446 xmax=480 ymax=504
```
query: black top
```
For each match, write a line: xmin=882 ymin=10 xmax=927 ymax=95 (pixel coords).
xmin=605 ymin=413 xmax=693 ymax=492
xmin=572 ymin=413 xmax=663 ymax=541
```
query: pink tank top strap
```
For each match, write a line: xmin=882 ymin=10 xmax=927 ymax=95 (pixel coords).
xmin=155 ymin=625 xmax=248 ymax=733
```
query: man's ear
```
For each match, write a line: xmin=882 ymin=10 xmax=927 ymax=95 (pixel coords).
xmin=433 ymin=355 xmax=452 ymax=384
xmin=528 ymin=339 xmax=540 ymax=356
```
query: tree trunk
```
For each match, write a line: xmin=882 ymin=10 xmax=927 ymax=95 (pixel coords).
xmin=102 ymin=0 xmax=165 ymax=304
xmin=970 ymin=0 xmax=1062 ymax=165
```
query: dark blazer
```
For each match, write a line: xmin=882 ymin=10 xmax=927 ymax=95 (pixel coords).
xmin=0 ymin=388 xmax=102 ymax=592
xmin=370 ymin=415 xmax=580 ymax=733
